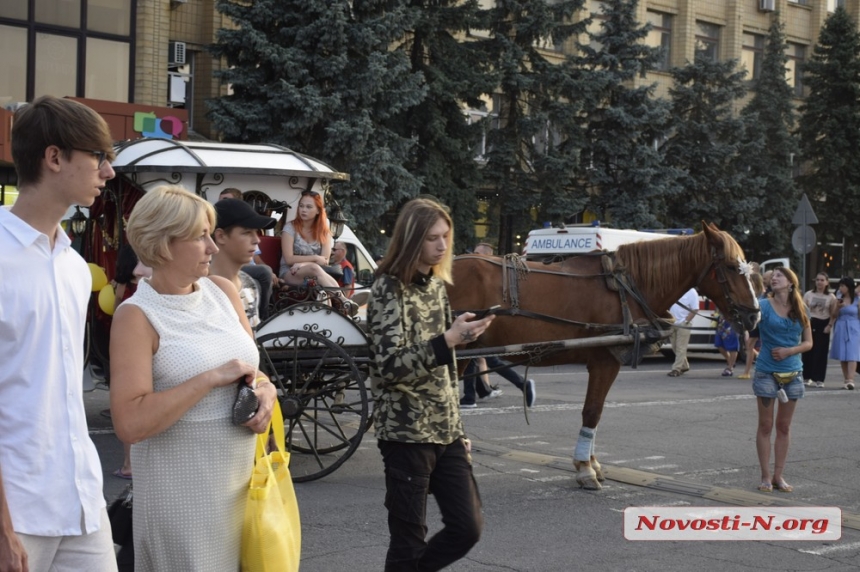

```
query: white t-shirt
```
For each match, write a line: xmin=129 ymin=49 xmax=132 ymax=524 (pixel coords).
xmin=0 ymin=208 xmax=105 ymax=535
xmin=670 ymin=288 xmax=699 ymax=324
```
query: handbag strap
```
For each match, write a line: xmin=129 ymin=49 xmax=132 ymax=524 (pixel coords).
xmin=255 ymin=399 xmax=286 ymax=461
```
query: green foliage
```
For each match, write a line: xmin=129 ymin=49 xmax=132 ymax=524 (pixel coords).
xmin=663 ymin=54 xmax=763 ymax=239
xmin=797 ymin=7 xmax=860 ymax=246
xmin=576 ymin=0 xmax=677 ymax=229
xmin=394 ymin=0 xmax=495 ymax=252
xmin=740 ymin=14 xmax=799 ymax=259
xmin=209 ymin=0 xmax=426 ymax=252
xmin=477 ymin=0 xmax=591 ymax=252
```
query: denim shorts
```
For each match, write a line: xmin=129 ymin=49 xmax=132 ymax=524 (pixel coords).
xmin=752 ymin=371 xmax=805 ymax=400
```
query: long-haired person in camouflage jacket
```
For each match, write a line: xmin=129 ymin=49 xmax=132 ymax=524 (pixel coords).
xmin=367 ymin=198 xmax=495 ymax=571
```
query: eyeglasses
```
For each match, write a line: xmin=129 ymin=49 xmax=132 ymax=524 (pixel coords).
xmin=74 ymin=149 xmax=108 ymax=169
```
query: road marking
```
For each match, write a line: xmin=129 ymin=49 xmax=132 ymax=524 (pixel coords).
xmin=89 ymin=429 xmax=116 ymax=435
xmin=799 ymin=541 xmax=860 ymax=555
xmin=470 ymin=438 xmax=860 ymax=532
xmin=462 ymin=390 xmax=837 ymax=416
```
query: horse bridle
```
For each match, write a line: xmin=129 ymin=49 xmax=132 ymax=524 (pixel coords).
xmin=693 ymin=246 xmax=759 ymax=329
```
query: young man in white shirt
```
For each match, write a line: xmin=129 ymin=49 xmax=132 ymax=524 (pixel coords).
xmin=0 ymin=96 xmax=118 ymax=572
xmin=210 ymin=199 xmax=277 ymax=328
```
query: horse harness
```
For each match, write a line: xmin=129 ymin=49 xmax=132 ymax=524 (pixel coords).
xmin=456 ymin=247 xmax=753 ymax=367
xmin=456 ymin=253 xmax=669 ymax=367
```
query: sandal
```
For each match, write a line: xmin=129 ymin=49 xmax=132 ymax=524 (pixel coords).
xmin=721 ymin=368 xmax=733 ymax=377
xmin=772 ymin=478 xmax=793 ymax=493
xmin=757 ymin=481 xmax=773 ymax=493
xmin=737 ymin=373 xmax=751 ymax=380
xmin=667 ymin=370 xmax=681 ymax=377
xmin=112 ymin=468 xmax=133 ymax=480
xmin=844 ymin=380 xmax=855 ymax=390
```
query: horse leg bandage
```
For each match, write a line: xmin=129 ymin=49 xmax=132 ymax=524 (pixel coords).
xmin=574 ymin=427 xmax=596 ymax=462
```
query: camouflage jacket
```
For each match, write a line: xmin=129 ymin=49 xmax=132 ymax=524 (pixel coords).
xmin=367 ymin=273 xmax=465 ymax=444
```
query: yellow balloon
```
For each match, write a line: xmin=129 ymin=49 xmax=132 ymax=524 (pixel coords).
xmin=98 ymin=284 xmax=116 ymax=316
xmin=88 ymin=263 xmax=108 ymax=292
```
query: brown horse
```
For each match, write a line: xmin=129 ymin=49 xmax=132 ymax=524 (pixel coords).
xmin=447 ymin=223 xmax=760 ymax=489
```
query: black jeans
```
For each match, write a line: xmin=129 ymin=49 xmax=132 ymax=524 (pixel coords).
xmin=802 ymin=316 xmax=830 ymax=382
xmin=378 ymin=439 xmax=483 ymax=572
xmin=462 ymin=357 xmax=526 ymax=402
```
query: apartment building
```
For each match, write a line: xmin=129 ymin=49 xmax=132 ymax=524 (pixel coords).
xmin=0 ymin=0 xmax=855 ymax=189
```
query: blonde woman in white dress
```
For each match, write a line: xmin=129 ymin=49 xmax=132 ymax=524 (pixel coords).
xmin=110 ymin=185 xmax=277 ymax=572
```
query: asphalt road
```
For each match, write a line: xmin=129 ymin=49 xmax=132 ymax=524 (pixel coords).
xmin=87 ymin=354 xmax=860 ymax=571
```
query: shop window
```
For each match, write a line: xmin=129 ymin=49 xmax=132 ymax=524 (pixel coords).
xmin=0 ymin=25 xmax=27 ymax=107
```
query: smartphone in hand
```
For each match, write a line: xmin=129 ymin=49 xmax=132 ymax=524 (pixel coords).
xmin=472 ymin=305 xmax=501 ymax=320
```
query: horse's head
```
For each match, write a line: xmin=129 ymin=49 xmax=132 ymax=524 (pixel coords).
xmin=695 ymin=222 xmax=760 ymax=332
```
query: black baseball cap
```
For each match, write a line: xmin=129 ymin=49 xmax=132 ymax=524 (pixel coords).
xmin=214 ymin=198 xmax=276 ymax=230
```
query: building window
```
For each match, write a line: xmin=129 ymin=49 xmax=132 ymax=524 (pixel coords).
xmin=0 ymin=25 xmax=28 ymax=106
xmin=35 ymin=33 xmax=78 ymax=99
xmin=741 ymin=33 xmax=764 ymax=81
xmin=645 ymin=11 xmax=672 ymax=71
xmin=695 ymin=21 xmax=720 ymax=62
xmin=788 ymin=0 xmax=811 ymax=6
xmin=787 ymin=43 xmax=806 ymax=97
xmin=0 ymin=1 xmax=134 ymax=104
xmin=826 ymin=0 xmax=844 ymax=12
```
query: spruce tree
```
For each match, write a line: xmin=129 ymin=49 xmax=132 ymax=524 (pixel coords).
xmin=478 ymin=0 xmax=591 ymax=253
xmin=396 ymin=0 xmax=496 ymax=251
xmin=739 ymin=14 xmax=799 ymax=259
xmin=576 ymin=0 xmax=676 ymax=229
xmin=663 ymin=54 xmax=763 ymax=239
xmin=796 ymin=7 xmax=860 ymax=257
xmin=209 ymin=0 xmax=427 ymax=252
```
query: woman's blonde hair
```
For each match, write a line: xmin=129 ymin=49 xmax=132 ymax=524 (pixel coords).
xmin=377 ymin=198 xmax=454 ymax=284
xmin=126 ymin=185 xmax=216 ymax=267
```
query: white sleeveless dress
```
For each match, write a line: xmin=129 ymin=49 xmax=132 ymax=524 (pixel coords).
xmin=124 ymin=278 xmax=259 ymax=572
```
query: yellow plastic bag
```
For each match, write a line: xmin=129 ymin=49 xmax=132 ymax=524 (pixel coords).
xmin=241 ymin=400 xmax=301 ymax=572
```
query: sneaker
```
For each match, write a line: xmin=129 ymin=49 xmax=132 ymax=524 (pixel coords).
xmin=480 ymin=388 xmax=503 ymax=400
xmin=459 ymin=400 xmax=477 ymax=409
xmin=816 ymin=381 xmax=824 ymax=388
xmin=844 ymin=381 xmax=855 ymax=390
xmin=524 ymin=379 xmax=536 ymax=408
xmin=804 ymin=379 xmax=814 ymax=386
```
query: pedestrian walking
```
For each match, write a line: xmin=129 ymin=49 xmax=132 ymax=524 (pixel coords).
xmin=0 ymin=95 xmax=119 ymax=572
xmin=667 ymin=288 xmax=699 ymax=377
xmin=367 ymin=198 xmax=493 ymax=571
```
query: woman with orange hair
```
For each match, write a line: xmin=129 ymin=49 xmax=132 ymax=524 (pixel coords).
xmin=279 ymin=190 xmax=356 ymax=314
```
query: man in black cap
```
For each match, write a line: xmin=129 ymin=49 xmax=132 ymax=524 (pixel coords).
xmin=211 ymin=198 xmax=277 ymax=327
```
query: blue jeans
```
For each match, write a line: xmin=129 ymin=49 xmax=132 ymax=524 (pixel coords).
xmin=378 ymin=439 xmax=482 ymax=571
xmin=462 ymin=357 xmax=526 ymax=402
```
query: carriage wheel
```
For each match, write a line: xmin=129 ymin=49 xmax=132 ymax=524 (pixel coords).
xmin=257 ymin=329 xmax=369 ymax=482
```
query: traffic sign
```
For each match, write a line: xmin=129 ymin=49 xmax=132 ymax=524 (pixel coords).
xmin=792 ymin=225 xmax=816 ymax=254
xmin=792 ymin=194 xmax=819 ymax=225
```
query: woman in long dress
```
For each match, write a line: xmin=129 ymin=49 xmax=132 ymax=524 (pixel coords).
xmin=829 ymin=276 xmax=859 ymax=390
xmin=110 ymin=185 xmax=277 ymax=572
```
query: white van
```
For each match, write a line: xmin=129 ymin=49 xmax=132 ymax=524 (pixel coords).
xmin=522 ymin=224 xmax=720 ymax=354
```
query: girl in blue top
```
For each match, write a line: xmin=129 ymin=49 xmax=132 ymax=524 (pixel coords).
xmin=754 ymin=267 xmax=812 ymax=494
